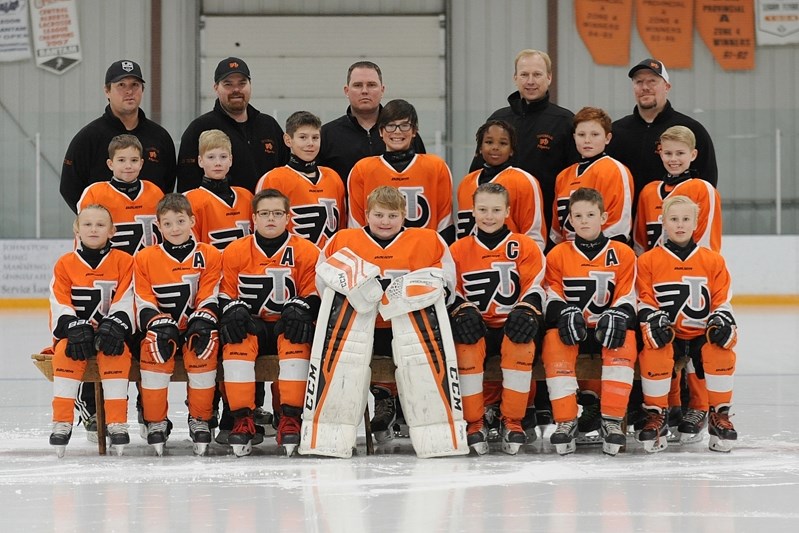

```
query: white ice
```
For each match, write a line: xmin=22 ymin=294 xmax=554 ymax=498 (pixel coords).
xmin=1 ymin=307 xmax=798 ymax=532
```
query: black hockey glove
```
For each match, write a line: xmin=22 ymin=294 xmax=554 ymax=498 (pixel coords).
xmin=184 ymin=309 xmax=218 ymax=360
xmin=274 ymin=297 xmax=315 ymax=344
xmin=641 ymin=310 xmax=674 ymax=350
xmin=504 ymin=303 xmax=541 ymax=344
xmin=706 ymin=310 xmax=736 ymax=349
xmin=94 ymin=314 xmax=130 ymax=356
xmin=144 ymin=314 xmax=180 ymax=364
xmin=449 ymin=303 xmax=486 ymax=345
xmin=595 ymin=308 xmax=630 ymax=350
xmin=557 ymin=305 xmax=587 ymax=346
xmin=65 ymin=319 xmax=96 ymax=361
xmin=219 ymin=300 xmax=256 ymax=345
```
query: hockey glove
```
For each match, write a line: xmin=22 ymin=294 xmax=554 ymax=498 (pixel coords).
xmin=641 ymin=310 xmax=674 ymax=350
xmin=595 ymin=308 xmax=630 ymax=349
xmin=144 ymin=314 xmax=180 ymax=364
xmin=706 ymin=310 xmax=736 ymax=349
xmin=449 ymin=303 xmax=486 ymax=345
xmin=219 ymin=300 xmax=256 ymax=345
xmin=557 ymin=305 xmax=587 ymax=346
xmin=184 ymin=309 xmax=218 ymax=360
xmin=65 ymin=319 xmax=96 ymax=361
xmin=504 ymin=303 xmax=541 ymax=344
xmin=94 ymin=314 xmax=130 ymax=356
xmin=275 ymin=296 xmax=315 ymax=345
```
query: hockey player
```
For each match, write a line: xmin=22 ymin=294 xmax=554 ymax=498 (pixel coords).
xmin=347 ymin=99 xmax=455 ymax=244
xmin=218 ymin=188 xmax=320 ymax=457
xmin=542 ymin=187 xmax=638 ymax=456
xmin=549 ymin=107 xmax=634 ymax=247
xmin=305 ymin=185 xmax=467 ymax=458
xmin=134 ymin=194 xmax=222 ymax=456
xmin=49 ymin=205 xmax=135 ymax=457
xmin=255 ymin=111 xmax=346 ymax=249
xmin=449 ymin=183 xmax=546 ymax=455
xmin=636 ymin=195 xmax=738 ymax=453
xmin=456 ymin=120 xmax=546 ymax=251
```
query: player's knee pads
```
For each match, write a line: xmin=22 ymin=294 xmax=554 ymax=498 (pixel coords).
xmin=639 ymin=345 xmax=674 ymax=401
xmin=542 ymin=329 xmax=578 ymax=402
xmin=700 ymin=342 xmax=736 ymax=376
xmin=499 ymin=336 xmax=534 ymax=394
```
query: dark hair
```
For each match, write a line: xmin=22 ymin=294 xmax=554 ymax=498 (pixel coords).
xmin=346 ymin=61 xmax=383 ymax=84
xmin=568 ymin=187 xmax=605 ymax=213
xmin=157 ymin=193 xmax=193 ymax=219
xmin=377 ymin=99 xmax=418 ymax=131
xmin=473 ymin=182 xmax=510 ymax=207
xmin=475 ymin=119 xmax=517 ymax=156
xmin=252 ymin=188 xmax=290 ymax=213
xmin=108 ymin=134 xmax=143 ymax=159
xmin=285 ymin=111 xmax=322 ymax=136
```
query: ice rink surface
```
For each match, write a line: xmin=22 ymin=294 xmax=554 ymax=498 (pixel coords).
xmin=1 ymin=306 xmax=798 ymax=532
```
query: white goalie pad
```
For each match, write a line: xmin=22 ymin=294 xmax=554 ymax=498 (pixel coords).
xmin=381 ymin=271 xmax=469 ymax=458
xmin=299 ymin=250 xmax=381 ymax=458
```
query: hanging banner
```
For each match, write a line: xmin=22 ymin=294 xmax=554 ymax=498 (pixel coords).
xmin=29 ymin=0 xmax=81 ymax=74
xmin=0 ymin=0 xmax=31 ymax=62
xmin=635 ymin=0 xmax=694 ymax=69
xmin=756 ymin=0 xmax=799 ymax=45
xmin=575 ymin=0 xmax=633 ymax=66
xmin=695 ymin=0 xmax=755 ymax=70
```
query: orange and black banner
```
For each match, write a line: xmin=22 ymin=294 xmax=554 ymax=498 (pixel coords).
xmin=695 ymin=0 xmax=755 ymax=70
xmin=636 ymin=0 xmax=695 ymax=69
xmin=575 ymin=0 xmax=633 ymax=66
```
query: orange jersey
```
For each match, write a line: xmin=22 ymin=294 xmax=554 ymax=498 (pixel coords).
xmin=634 ymin=178 xmax=722 ymax=254
xmin=347 ymin=154 xmax=453 ymax=236
xmin=449 ymin=232 xmax=545 ymax=328
xmin=49 ymin=249 xmax=135 ymax=334
xmin=456 ymin=166 xmax=546 ymax=250
xmin=637 ymin=244 xmax=733 ymax=339
xmin=220 ymin=233 xmax=320 ymax=322
xmin=184 ymin=186 xmax=253 ymax=250
xmin=255 ymin=165 xmax=346 ymax=248
xmin=78 ymin=180 xmax=164 ymax=255
xmin=550 ymin=156 xmax=634 ymax=244
xmin=545 ymin=239 xmax=637 ymax=327
xmin=133 ymin=242 xmax=222 ymax=331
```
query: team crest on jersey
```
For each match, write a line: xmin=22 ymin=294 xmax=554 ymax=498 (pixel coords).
xmin=456 ymin=211 xmax=475 ymax=239
xmin=238 ymin=269 xmax=297 ymax=315
xmin=562 ymin=271 xmax=616 ymax=321
xmin=112 ymin=215 xmax=159 ymax=254
xmin=653 ymin=276 xmax=711 ymax=329
xmin=398 ymin=186 xmax=431 ymax=228
xmin=208 ymin=221 xmax=251 ymax=250
xmin=646 ymin=222 xmax=663 ymax=250
xmin=462 ymin=262 xmax=521 ymax=314
xmin=151 ymin=273 xmax=200 ymax=326
xmin=291 ymin=200 xmax=339 ymax=245
xmin=71 ymin=281 xmax=118 ymax=325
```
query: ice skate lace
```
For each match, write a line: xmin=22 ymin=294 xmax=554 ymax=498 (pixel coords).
xmin=602 ymin=418 xmax=624 ymax=436
xmin=107 ymin=422 xmax=128 ymax=435
xmin=148 ymin=420 xmax=169 ymax=435
xmin=373 ymin=398 xmax=396 ymax=422
xmin=278 ymin=414 xmax=301 ymax=436
xmin=555 ymin=419 xmax=577 ymax=436
xmin=710 ymin=411 xmax=734 ymax=430
xmin=232 ymin=415 xmax=256 ymax=436
xmin=52 ymin=421 xmax=72 ymax=436
xmin=502 ymin=417 xmax=524 ymax=434
xmin=643 ymin=412 xmax=666 ymax=433
xmin=189 ymin=417 xmax=209 ymax=435
xmin=681 ymin=409 xmax=706 ymax=427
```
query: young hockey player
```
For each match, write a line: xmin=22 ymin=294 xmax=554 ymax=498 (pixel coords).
xmin=304 ymin=185 xmax=467 ymax=458
xmin=347 ymin=99 xmax=455 ymax=244
xmin=49 ymin=205 xmax=134 ymax=457
xmin=455 ymin=120 xmax=546 ymax=250
xmin=218 ymin=188 xmax=320 ymax=457
xmin=255 ymin=111 xmax=346 ymax=249
xmin=134 ymin=193 xmax=222 ymax=456
xmin=542 ymin=187 xmax=638 ymax=456
xmin=449 ymin=183 xmax=546 ymax=455
xmin=549 ymin=107 xmax=634 ymax=247
xmin=636 ymin=195 xmax=738 ymax=453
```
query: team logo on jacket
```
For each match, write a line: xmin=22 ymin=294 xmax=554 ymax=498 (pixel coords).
xmin=262 ymin=139 xmax=276 ymax=154
xmin=462 ymin=262 xmax=520 ymax=314
xmin=653 ymin=277 xmax=710 ymax=329
xmin=291 ymin=200 xmax=340 ymax=245
xmin=398 ymin=186 xmax=431 ymax=228
xmin=144 ymin=146 xmax=160 ymax=164
xmin=562 ymin=272 xmax=616 ymax=323
xmin=238 ymin=270 xmax=297 ymax=315
xmin=71 ymin=281 xmax=118 ymax=325
xmin=537 ymin=134 xmax=553 ymax=151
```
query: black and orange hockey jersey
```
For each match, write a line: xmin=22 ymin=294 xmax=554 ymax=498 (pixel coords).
xmin=255 ymin=165 xmax=346 ymax=248
xmin=49 ymin=248 xmax=135 ymax=335
xmin=637 ymin=244 xmax=732 ymax=340
xmin=220 ymin=233 xmax=320 ymax=322
xmin=634 ymin=178 xmax=722 ymax=254
xmin=456 ymin=166 xmax=546 ymax=250
xmin=78 ymin=180 xmax=163 ymax=255
xmin=133 ymin=242 xmax=222 ymax=331
xmin=184 ymin=186 xmax=253 ymax=250
xmin=450 ymin=232 xmax=545 ymax=328
xmin=347 ymin=154 xmax=453 ymax=237
xmin=544 ymin=239 xmax=637 ymax=327
xmin=550 ymin=155 xmax=634 ymax=244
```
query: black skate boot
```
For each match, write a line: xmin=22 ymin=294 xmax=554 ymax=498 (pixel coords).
xmin=277 ymin=405 xmax=302 ymax=456
xmin=708 ymin=405 xmax=737 ymax=453
xmin=50 ymin=422 xmax=73 ymax=458
xmin=369 ymin=386 xmax=396 ymax=444
xmin=637 ymin=406 xmax=669 ymax=453
xmin=521 ymin=407 xmax=538 ymax=443
xmin=228 ymin=408 xmax=256 ymax=457
xmin=107 ymin=423 xmax=129 ymax=457
xmin=677 ymin=408 xmax=708 ymax=444
xmin=501 ymin=418 xmax=527 ymax=456
xmin=147 ymin=420 xmax=169 ymax=456
xmin=599 ymin=416 xmax=626 ymax=456
xmin=484 ymin=404 xmax=502 ymax=442
xmin=577 ymin=391 xmax=601 ymax=442
xmin=467 ymin=419 xmax=489 ymax=456
xmin=188 ymin=416 xmax=212 ymax=456
xmin=550 ymin=418 xmax=578 ymax=456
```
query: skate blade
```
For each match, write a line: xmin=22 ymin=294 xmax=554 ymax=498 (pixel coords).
xmin=372 ymin=429 xmax=394 ymax=444
xmin=641 ymin=438 xmax=669 ymax=453
xmin=501 ymin=442 xmax=522 ymax=456
xmin=470 ymin=442 xmax=489 ymax=456
xmin=708 ymin=435 xmax=734 ymax=453
xmin=110 ymin=444 xmax=125 ymax=457
xmin=577 ymin=433 xmax=603 ymax=445
xmin=54 ymin=445 xmax=66 ymax=458
xmin=679 ymin=431 xmax=704 ymax=444
xmin=232 ymin=443 xmax=252 ymax=457
xmin=283 ymin=443 xmax=298 ymax=457
xmin=152 ymin=442 xmax=165 ymax=456
xmin=193 ymin=442 xmax=209 ymax=456
xmin=602 ymin=442 xmax=623 ymax=456
xmin=553 ymin=440 xmax=576 ymax=456
xmin=86 ymin=431 xmax=98 ymax=444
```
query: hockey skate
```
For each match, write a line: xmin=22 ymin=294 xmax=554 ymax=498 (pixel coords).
xmin=107 ymin=423 xmax=129 ymax=456
xmin=501 ymin=418 xmax=527 ymax=456
xmin=49 ymin=422 xmax=73 ymax=458
xmin=369 ymin=387 xmax=397 ymax=444
xmin=277 ymin=406 xmax=302 ymax=457
xmin=83 ymin=414 xmax=98 ymax=443
xmin=576 ymin=392 xmax=602 ymax=445
xmin=466 ymin=420 xmax=489 ymax=456
xmin=188 ymin=416 xmax=212 ymax=456
xmin=229 ymin=409 xmax=256 ymax=457
xmin=484 ymin=404 xmax=502 ymax=442
xmin=637 ymin=406 xmax=669 ymax=453
xmin=147 ymin=420 xmax=170 ymax=456
xmin=521 ymin=407 xmax=538 ymax=443
xmin=666 ymin=406 xmax=684 ymax=443
xmin=254 ymin=407 xmax=277 ymax=438
xmin=677 ymin=408 xmax=708 ymax=444
xmin=599 ymin=416 xmax=626 ymax=456
xmin=708 ymin=405 xmax=737 ymax=453
xmin=550 ymin=418 xmax=578 ymax=456
xmin=393 ymin=398 xmax=410 ymax=438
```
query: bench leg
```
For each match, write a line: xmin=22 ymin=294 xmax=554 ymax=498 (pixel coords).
xmin=364 ymin=407 xmax=373 ymax=455
xmin=95 ymin=382 xmax=106 ymax=455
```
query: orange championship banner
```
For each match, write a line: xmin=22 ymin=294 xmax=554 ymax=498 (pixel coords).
xmin=635 ymin=0 xmax=694 ymax=69
xmin=695 ymin=0 xmax=755 ymax=70
xmin=575 ymin=0 xmax=634 ymax=66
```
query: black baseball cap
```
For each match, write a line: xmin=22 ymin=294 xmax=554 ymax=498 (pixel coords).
xmin=628 ymin=58 xmax=670 ymax=84
xmin=105 ymin=60 xmax=145 ymax=84
xmin=214 ymin=57 xmax=251 ymax=83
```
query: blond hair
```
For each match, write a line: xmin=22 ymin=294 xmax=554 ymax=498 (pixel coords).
xmin=366 ymin=186 xmax=406 ymax=213
xmin=198 ymin=129 xmax=232 ymax=155
xmin=660 ymin=126 xmax=696 ymax=150
xmin=514 ymin=49 xmax=552 ymax=75
xmin=74 ymin=204 xmax=113 ymax=233
xmin=662 ymin=195 xmax=699 ymax=219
